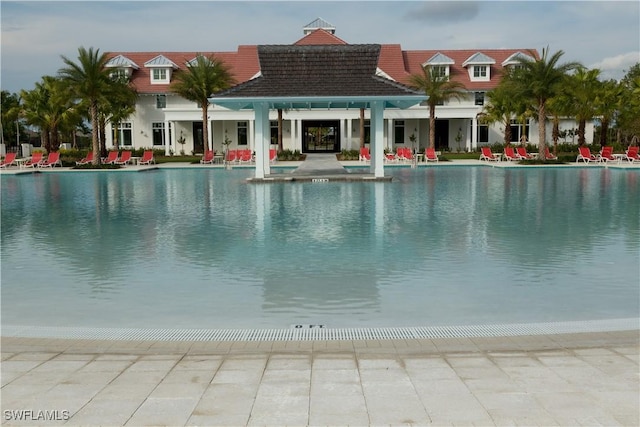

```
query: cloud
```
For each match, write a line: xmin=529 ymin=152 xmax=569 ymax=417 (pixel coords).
xmin=589 ymin=51 xmax=640 ymax=81
xmin=404 ymin=1 xmax=479 ymax=24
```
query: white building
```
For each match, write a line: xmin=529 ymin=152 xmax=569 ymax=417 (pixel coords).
xmin=105 ymin=18 xmax=592 ymax=156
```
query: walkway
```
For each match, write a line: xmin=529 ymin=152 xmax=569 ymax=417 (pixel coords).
xmin=1 ymin=331 xmax=638 ymax=426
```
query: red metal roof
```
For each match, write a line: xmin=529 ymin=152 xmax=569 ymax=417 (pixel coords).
xmin=107 ymin=34 xmax=536 ymax=94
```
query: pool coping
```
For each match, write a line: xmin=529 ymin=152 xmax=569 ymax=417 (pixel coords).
xmin=3 ymin=318 xmax=638 ymax=342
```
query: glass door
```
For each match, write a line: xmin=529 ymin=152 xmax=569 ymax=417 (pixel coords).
xmin=302 ymin=120 xmax=340 ymax=153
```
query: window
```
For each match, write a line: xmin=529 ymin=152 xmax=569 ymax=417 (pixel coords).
xmin=151 ymin=68 xmax=168 ymax=83
xmin=394 ymin=120 xmax=405 ymax=144
xmin=430 ymin=65 xmax=447 ymax=79
xmin=364 ymin=120 xmax=371 ymax=145
xmin=112 ymin=122 xmax=132 ymax=146
xmin=237 ymin=121 xmax=248 ymax=146
xmin=152 ymin=122 xmax=172 ymax=146
xmin=510 ymin=120 xmax=529 ymax=143
xmin=110 ymin=69 xmax=128 ymax=81
xmin=156 ymin=94 xmax=166 ymax=109
xmin=270 ymin=121 xmax=278 ymax=145
xmin=474 ymin=92 xmax=485 ymax=106
xmin=473 ymin=66 xmax=487 ymax=78
xmin=478 ymin=124 xmax=489 ymax=143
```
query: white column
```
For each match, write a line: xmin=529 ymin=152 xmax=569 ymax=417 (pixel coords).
xmin=164 ymin=120 xmax=170 ymax=155
xmin=249 ymin=119 xmax=255 ymax=150
xmin=370 ymin=101 xmax=385 ymax=178
xmin=346 ymin=119 xmax=353 ymax=150
xmin=254 ymin=103 xmax=269 ymax=179
xmin=472 ymin=117 xmax=478 ymax=151
xmin=340 ymin=119 xmax=346 ymax=150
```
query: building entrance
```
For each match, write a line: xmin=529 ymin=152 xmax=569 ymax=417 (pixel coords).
xmin=302 ymin=120 xmax=340 ymax=153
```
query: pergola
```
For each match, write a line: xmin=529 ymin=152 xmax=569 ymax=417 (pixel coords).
xmin=209 ymin=44 xmax=427 ymax=179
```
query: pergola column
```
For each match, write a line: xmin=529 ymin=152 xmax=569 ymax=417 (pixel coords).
xmin=254 ymin=102 xmax=270 ymax=179
xmin=370 ymin=101 xmax=385 ymax=178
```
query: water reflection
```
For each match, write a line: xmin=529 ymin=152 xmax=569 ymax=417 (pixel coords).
xmin=1 ymin=168 xmax=638 ymax=328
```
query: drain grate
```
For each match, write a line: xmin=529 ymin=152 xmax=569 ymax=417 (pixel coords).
xmin=2 ymin=318 xmax=638 ymax=342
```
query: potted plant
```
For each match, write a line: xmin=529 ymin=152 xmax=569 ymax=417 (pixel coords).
xmin=177 ymin=130 xmax=186 ymax=155
xmin=455 ymin=128 xmax=462 ymax=153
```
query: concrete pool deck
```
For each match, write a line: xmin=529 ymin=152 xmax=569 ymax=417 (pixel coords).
xmin=1 ymin=331 xmax=638 ymax=426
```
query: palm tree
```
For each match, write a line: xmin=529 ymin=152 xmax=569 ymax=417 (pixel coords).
xmin=20 ymin=76 xmax=75 ymax=152
xmin=511 ymin=47 xmax=581 ymax=157
xmin=171 ymin=54 xmax=234 ymax=153
xmin=1 ymin=91 xmax=21 ymax=148
xmin=594 ymin=79 xmax=624 ymax=146
xmin=58 ymin=47 xmax=113 ymax=164
xmin=563 ymin=67 xmax=601 ymax=146
xmin=408 ymin=66 xmax=466 ymax=150
xmin=481 ymin=83 xmax=520 ymax=146
xmin=100 ymin=76 xmax=138 ymax=151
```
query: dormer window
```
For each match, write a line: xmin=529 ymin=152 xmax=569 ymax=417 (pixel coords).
xmin=473 ymin=66 xmax=487 ymax=78
xmin=144 ymin=55 xmax=178 ymax=85
xmin=152 ymin=69 xmax=168 ymax=83
xmin=423 ymin=52 xmax=455 ymax=81
xmin=110 ymin=68 xmax=129 ymax=81
xmin=105 ymin=55 xmax=139 ymax=82
xmin=463 ymin=52 xmax=495 ymax=82
xmin=431 ymin=65 xmax=448 ymax=79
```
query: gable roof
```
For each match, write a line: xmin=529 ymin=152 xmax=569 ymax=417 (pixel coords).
xmin=502 ymin=51 xmax=536 ymax=66
xmin=462 ymin=52 xmax=496 ymax=67
xmin=105 ymin=54 xmax=139 ymax=69
xmin=294 ymin=28 xmax=347 ymax=45
xmin=303 ymin=17 xmax=335 ymax=33
xmin=425 ymin=52 xmax=455 ymax=66
xmin=144 ymin=55 xmax=179 ymax=68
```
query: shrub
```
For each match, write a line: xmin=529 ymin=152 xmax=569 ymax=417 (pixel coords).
xmin=277 ymin=149 xmax=305 ymax=161
xmin=336 ymin=150 xmax=359 ymax=161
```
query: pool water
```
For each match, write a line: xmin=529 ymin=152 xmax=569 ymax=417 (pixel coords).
xmin=1 ymin=167 xmax=638 ymax=329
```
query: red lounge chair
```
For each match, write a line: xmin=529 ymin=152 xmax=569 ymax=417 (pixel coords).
xmin=238 ymin=149 xmax=253 ymax=163
xmin=624 ymin=146 xmax=640 ymax=163
xmin=115 ymin=150 xmax=132 ymax=165
xmin=359 ymin=147 xmax=370 ymax=162
xmin=576 ymin=146 xmax=598 ymax=163
xmin=200 ymin=150 xmax=214 ymax=164
xmin=405 ymin=148 xmax=415 ymax=162
xmin=76 ymin=151 xmax=93 ymax=165
xmin=104 ymin=151 xmax=119 ymax=164
xmin=544 ymin=147 xmax=557 ymax=160
xmin=516 ymin=147 xmax=534 ymax=160
xmin=225 ymin=149 xmax=237 ymax=163
xmin=480 ymin=147 xmax=500 ymax=161
xmin=24 ymin=152 xmax=44 ymax=168
xmin=40 ymin=152 xmax=62 ymax=168
xmin=0 ymin=152 xmax=17 ymax=168
xmin=384 ymin=152 xmax=398 ymax=162
xmin=598 ymin=146 xmax=615 ymax=162
xmin=139 ymin=150 xmax=155 ymax=165
xmin=425 ymin=148 xmax=439 ymax=162
xmin=504 ymin=147 xmax=519 ymax=161
xmin=269 ymin=149 xmax=278 ymax=163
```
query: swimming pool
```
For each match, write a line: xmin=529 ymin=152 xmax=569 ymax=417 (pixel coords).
xmin=1 ymin=167 xmax=638 ymax=330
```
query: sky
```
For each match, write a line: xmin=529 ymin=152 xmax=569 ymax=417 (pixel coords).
xmin=1 ymin=0 xmax=639 ymax=93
